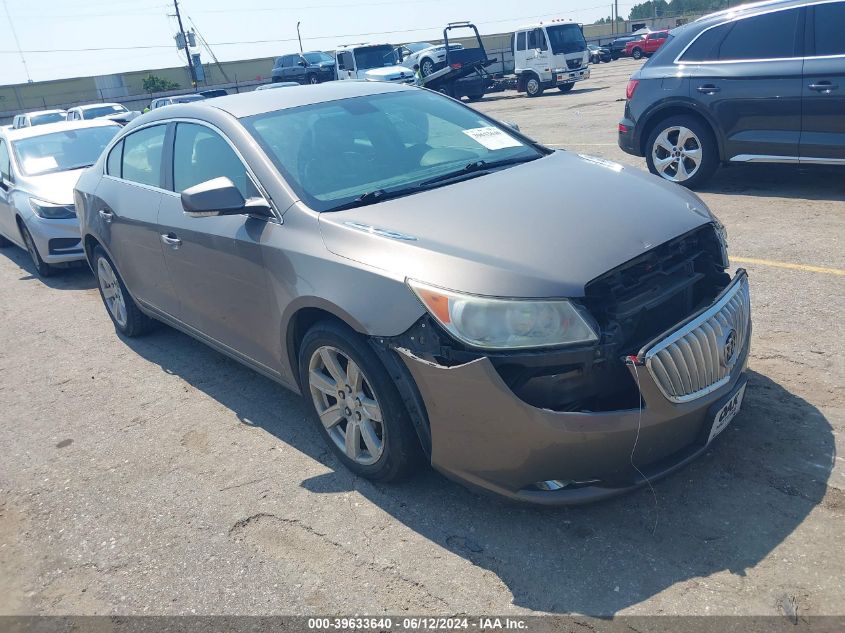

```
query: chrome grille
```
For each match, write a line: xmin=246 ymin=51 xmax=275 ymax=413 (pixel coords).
xmin=642 ymin=272 xmax=750 ymax=403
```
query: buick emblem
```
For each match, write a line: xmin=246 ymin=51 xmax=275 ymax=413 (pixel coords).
xmin=722 ymin=329 xmax=737 ymax=367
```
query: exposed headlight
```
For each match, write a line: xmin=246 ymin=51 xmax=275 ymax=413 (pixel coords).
xmin=29 ymin=198 xmax=76 ymax=219
xmin=408 ymin=280 xmax=599 ymax=350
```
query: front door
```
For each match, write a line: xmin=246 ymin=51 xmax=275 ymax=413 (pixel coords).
xmin=156 ymin=121 xmax=278 ymax=370
xmin=684 ymin=6 xmax=804 ymax=160
xmin=800 ymin=0 xmax=845 ymax=161
xmin=0 ymin=139 xmax=18 ymax=244
xmin=527 ymin=28 xmax=551 ymax=80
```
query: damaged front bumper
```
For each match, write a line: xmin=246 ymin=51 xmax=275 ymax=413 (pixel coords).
xmin=393 ymin=271 xmax=752 ymax=505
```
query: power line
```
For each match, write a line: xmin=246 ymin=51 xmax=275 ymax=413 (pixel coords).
xmin=2 ymin=0 xmax=32 ymax=82
xmin=0 ymin=3 xmax=614 ymax=55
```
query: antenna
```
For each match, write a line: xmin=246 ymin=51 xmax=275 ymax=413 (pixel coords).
xmin=2 ymin=0 xmax=32 ymax=83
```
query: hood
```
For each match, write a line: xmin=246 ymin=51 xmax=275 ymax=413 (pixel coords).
xmin=318 ymin=151 xmax=713 ymax=298
xmin=363 ymin=66 xmax=415 ymax=82
xmin=23 ymin=169 xmax=85 ymax=205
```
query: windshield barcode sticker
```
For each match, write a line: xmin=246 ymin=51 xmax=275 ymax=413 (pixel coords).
xmin=462 ymin=127 xmax=522 ymax=150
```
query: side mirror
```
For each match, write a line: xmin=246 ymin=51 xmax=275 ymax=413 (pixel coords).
xmin=181 ymin=177 xmax=271 ymax=218
xmin=299 ymin=60 xmax=307 ymax=67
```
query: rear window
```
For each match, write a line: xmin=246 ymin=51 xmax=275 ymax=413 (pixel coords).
xmin=717 ymin=8 xmax=800 ymax=60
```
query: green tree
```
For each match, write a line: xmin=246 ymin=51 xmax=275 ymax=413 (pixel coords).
xmin=142 ymin=74 xmax=180 ymax=93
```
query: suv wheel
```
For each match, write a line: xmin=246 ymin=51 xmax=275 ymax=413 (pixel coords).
xmin=299 ymin=320 xmax=421 ymax=482
xmin=92 ymin=246 xmax=155 ymax=336
xmin=646 ymin=115 xmax=718 ymax=188
xmin=19 ymin=222 xmax=53 ymax=278
xmin=307 ymin=73 xmax=319 ymax=85
xmin=631 ymin=47 xmax=643 ymax=60
xmin=420 ymin=58 xmax=435 ymax=77
xmin=525 ymin=75 xmax=543 ymax=98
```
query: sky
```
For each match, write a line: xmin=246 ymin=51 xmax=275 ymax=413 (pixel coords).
xmin=0 ymin=0 xmax=639 ymax=86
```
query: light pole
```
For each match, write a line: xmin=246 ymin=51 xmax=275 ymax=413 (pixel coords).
xmin=297 ymin=21 xmax=303 ymax=53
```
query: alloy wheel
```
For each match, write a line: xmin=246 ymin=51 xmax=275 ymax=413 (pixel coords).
xmin=309 ymin=75 xmax=319 ymax=84
xmin=308 ymin=345 xmax=385 ymax=466
xmin=21 ymin=227 xmax=40 ymax=270
xmin=527 ymin=77 xmax=540 ymax=96
xmin=651 ymin=125 xmax=703 ymax=183
xmin=421 ymin=59 xmax=434 ymax=76
xmin=97 ymin=257 xmax=128 ymax=328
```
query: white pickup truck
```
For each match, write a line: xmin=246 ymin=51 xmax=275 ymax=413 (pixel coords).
xmin=513 ymin=19 xmax=591 ymax=97
xmin=334 ymin=43 xmax=416 ymax=84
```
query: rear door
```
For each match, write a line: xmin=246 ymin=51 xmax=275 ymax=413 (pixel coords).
xmin=156 ymin=121 xmax=278 ymax=370
xmin=800 ymin=0 xmax=845 ymax=161
xmin=682 ymin=6 xmax=805 ymax=160
xmin=95 ymin=124 xmax=179 ymax=315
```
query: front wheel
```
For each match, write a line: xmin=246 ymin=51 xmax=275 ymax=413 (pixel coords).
xmin=307 ymin=73 xmax=319 ymax=85
xmin=525 ymin=75 xmax=543 ymax=98
xmin=92 ymin=246 xmax=155 ymax=337
xmin=420 ymin=58 xmax=436 ymax=77
xmin=299 ymin=320 xmax=422 ymax=482
xmin=19 ymin=222 xmax=53 ymax=278
xmin=645 ymin=115 xmax=719 ymax=189
xmin=558 ymin=83 xmax=574 ymax=93
xmin=466 ymin=93 xmax=484 ymax=102
xmin=631 ymin=47 xmax=643 ymax=60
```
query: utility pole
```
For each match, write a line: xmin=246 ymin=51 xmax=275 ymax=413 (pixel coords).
xmin=2 ymin=0 xmax=32 ymax=83
xmin=297 ymin=22 xmax=303 ymax=53
xmin=615 ymin=0 xmax=620 ymax=32
xmin=173 ymin=0 xmax=197 ymax=89
xmin=188 ymin=17 xmax=230 ymax=83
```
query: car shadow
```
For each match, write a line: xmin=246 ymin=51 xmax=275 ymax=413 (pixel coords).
xmin=0 ymin=245 xmax=96 ymax=291
xmin=125 ymin=324 xmax=836 ymax=615
xmin=476 ymin=85 xmax=610 ymax=104
xmin=701 ymin=163 xmax=845 ymax=202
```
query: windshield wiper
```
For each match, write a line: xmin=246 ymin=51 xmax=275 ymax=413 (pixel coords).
xmin=417 ymin=155 xmax=541 ymax=188
xmin=328 ymin=187 xmax=419 ymax=212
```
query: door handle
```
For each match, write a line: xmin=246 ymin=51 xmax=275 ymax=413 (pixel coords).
xmin=696 ymin=84 xmax=720 ymax=94
xmin=160 ymin=233 xmax=182 ymax=249
xmin=808 ymin=82 xmax=838 ymax=93
xmin=98 ymin=209 xmax=113 ymax=223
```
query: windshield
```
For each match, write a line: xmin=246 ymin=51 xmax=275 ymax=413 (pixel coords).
xmin=354 ymin=45 xmax=398 ymax=69
xmin=12 ymin=125 xmax=119 ymax=176
xmin=83 ymin=105 xmax=127 ymax=119
xmin=29 ymin=112 xmax=67 ymax=126
xmin=172 ymin=94 xmax=205 ymax=104
xmin=406 ymin=42 xmax=433 ymax=53
xmin=303 ymin=51 xmax=333 ymax=64
xmin=546 ymin=24 xmax=587 ymax=55
xmin=243 ymin=90 xmax=542 ymax=212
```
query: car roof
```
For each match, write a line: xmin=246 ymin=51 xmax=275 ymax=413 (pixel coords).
xmin=137 ymin=80 xmax=413 ymax=120
xmin=2 ymin=118 xmax=120 ymax=141
xmin=695 ymin=0 xmax=812 ymax=23
xmin=73 ymin=103 xmax=124 ymax=111
xmin=19 ymin=109 xmax=67 ymax=117
xmin=336 ymin=42 xmax=392 ymax=50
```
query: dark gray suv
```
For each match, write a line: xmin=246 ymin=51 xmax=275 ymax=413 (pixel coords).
xmin=619 ymin=0 xmax=845 ymax=187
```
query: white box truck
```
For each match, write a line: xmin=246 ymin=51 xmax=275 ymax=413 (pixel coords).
xmin=512 ymin=19 xmax=590 ymax=97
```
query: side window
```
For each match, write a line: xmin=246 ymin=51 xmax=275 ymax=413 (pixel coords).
xmin=528 ymin=28 xmax=548 ymax=51
xmin=172 ymin=123 xmax=257 ymax=198
xmin=717 ymin=9 xmax=800 ymax=60
xmin=106 ymin=140 xmax=123 ymax=177
xmin=121 ymin=125 xmax=166 ymax=188
xmin=813 ymin=2 xmax=845 ymax=56
xmin=680 ymin=24 xmax=729 ymax=61
xmin=516 ymin=31 xmax=526 ymax=52
xmin=0 ymin=140 xmax=10 ymax=181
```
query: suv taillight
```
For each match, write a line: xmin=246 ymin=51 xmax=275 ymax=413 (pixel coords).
xmin=625 ymin=79 xmax=639 ymax=100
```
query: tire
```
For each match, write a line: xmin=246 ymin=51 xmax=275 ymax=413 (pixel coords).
xmin=558 ymin=83 xmax=574 ymax=93
xmin=611 ymin=52 xmax=620 ymax=60
xmin=466 ymin=94 xmax=484 ymax=102
xmin=420 ymin=58 xmax=436 ymax=77
xmin=18 ymin=221 xmax=53 ymax=278
xmin=92 ymin=245 xmax=155 ymax=337
xmin=645 ymin=114 xmax=719 ymax=189
xmin=307 ymin=73 xmax=319 ymax=85
xmin=631 ymin=47 xmax=643 ymax=60
xmin=525 ymin=74 xmax=543 ymax=98
xmin=299 ymin=320 xmax=422 ymax=482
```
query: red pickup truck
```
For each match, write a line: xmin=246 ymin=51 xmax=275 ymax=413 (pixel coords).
xmin=625 ymin=30 xmax=669 ymax=60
